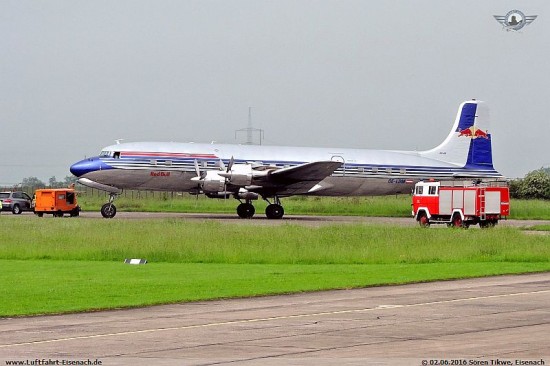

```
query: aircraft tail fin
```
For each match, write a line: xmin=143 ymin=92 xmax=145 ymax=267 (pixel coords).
xmin=420 ymin=100 xmax=494 ymax=169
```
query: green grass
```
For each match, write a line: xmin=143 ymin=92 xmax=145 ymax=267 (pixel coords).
xmin=1 ymin=260 xmax=549 ymax=317
xmin=525 ymin=225 xmax=550 ymax=231
xmin=75 ymin=191 xmax=550 ymax=219
xmin=1 ymin=215 xmax=548 ymax=317
xmin=1 ymin=217 xmax=549 ymax=264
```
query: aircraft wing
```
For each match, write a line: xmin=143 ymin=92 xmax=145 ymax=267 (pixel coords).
xmin=250 ymin=161 xmax=342 ymax=196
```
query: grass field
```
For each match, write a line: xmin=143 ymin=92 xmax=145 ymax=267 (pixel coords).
xmin=75 ymin=192 xmax=550 ymax=219
xmin=0 ymin=215 xmax=549 ymax=317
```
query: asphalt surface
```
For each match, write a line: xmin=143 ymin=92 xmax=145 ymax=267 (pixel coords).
xmin=1 ymin=273 xmax=549 ymax=365
xmin=78 ymin=211 xmax=550 ymax=229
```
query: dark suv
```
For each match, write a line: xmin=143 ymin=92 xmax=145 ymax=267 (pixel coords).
xmin=0 ymin=191 xmax=33 ymax=214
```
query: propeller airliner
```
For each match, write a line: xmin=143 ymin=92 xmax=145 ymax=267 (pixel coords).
xmin=70 ymin=100 xmax=502 ymax=219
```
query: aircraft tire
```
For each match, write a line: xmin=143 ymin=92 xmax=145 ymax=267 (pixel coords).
xmin=265 ymin=204 xmax=284 ymax=219
xmin=237 ymin=203 xmax=255 ymax=219
xmin=101 ymin=203 xmax=117 ymax=219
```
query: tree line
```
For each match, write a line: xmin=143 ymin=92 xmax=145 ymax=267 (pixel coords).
xmin=14 ymin=175 xmax=77 ymax=190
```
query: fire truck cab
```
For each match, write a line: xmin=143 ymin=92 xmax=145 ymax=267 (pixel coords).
xmin=412 ymin=180 xmax=510 ymax=228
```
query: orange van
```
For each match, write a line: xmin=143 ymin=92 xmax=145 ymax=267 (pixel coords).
xmin=33 ymin=189 xmax=81 ymax=217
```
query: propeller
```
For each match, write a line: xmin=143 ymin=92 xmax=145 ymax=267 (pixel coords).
xmin=222 ymin=156 xmax=235 ymax=196
xmin=190 ymin=159 xmax=203 ymax=197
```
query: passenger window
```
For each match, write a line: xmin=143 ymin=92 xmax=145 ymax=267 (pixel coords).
xmin=429 ymin=186 xmax=437 ymax=195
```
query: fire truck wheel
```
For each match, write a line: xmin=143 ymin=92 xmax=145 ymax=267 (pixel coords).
xmin=418 ymin=213 xmax=430 ymax=227
xmin=451 ymin=214 xmax=463 ymax=228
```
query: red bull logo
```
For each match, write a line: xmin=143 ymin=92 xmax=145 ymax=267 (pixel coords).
xmin=458 ymin=126 xmax=489 ymax=139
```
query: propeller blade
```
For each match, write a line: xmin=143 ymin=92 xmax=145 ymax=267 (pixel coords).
xmin=227 ymin=156 xmax=235 ymax=173
xmin=194 ymin=159 xmax=201 ymax=177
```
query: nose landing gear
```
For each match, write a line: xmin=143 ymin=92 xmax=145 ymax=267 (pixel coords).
xmin=101 ymin=193 xmax=119 ymax=218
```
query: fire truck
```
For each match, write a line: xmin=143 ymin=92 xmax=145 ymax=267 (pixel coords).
xmin=412 ymin=180 xmax=510 ymax=228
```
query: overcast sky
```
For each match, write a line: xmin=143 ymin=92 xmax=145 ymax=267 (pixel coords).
xmin=1 ymin=0 xmax=548 ymax=185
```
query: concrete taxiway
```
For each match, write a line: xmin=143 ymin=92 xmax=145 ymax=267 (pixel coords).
xmin=1 ymin=273 xmax=549 ymax=365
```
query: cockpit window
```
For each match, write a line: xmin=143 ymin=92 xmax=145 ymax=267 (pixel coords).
xmin=100 ymin=151 xmax=112 ymax=157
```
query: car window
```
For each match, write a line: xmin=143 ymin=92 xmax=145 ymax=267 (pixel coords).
xmin=23 ymin=193 xmax=32 ymax=200
xmin=13 ymin=192 xmax=22 ymax=199
xmin=0 ymin=193 xmax=9 ymax=199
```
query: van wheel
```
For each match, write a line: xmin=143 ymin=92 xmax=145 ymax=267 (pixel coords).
xmin=12 ymin=204 xmax=22 ymax=214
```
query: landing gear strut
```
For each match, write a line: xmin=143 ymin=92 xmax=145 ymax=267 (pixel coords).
xmin=264 ymin=196 xmax=284 ymax=220
xmin=101 ymin=193 xmax=118 ymax=218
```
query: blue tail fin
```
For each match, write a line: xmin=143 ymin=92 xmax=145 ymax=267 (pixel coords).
xmin=421 ymin=100 xmax=494 ymax=170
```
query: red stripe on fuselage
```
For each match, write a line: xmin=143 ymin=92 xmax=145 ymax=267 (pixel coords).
xmin=120 ymin=152 xmax=219 ymax=159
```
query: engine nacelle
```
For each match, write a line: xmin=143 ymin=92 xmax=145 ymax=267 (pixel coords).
xmin=219 ymin=164 xmax=253 ymax=186
xmin=201 ymin=171 xmax=225 ymax=193
xmin=236 ymin=191 xmax=259 ymax=200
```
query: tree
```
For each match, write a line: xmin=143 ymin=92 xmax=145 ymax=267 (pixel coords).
xmin=63 ymin=175 xmax=77 ymax=187
xmin=48 ymin=176 xmax=59 ymax=188
xmin=21 ymin=177 xmax=46 ymax=189
xmin=515 ymin=169 xmax=550 ymax=200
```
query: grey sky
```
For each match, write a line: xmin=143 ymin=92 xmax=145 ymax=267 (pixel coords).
xmin=1 ymin=0 xmax=548 ymax=185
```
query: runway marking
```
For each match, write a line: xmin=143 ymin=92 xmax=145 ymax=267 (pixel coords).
xmin=1 ymin=289 xmax=548 ymax=348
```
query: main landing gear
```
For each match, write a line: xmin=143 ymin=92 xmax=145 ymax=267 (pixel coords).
xmin=101 ymin=193 xmax=118 ymax=218
xmin=236 ymin=196 xmax=284 ymax=220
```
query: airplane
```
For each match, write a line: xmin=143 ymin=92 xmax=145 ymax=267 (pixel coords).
xmin=70 ymin=100 xmax=503 ymax=219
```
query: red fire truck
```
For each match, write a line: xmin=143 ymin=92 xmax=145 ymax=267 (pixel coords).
xmin=412 ymin=180 xmax=510 ymax=228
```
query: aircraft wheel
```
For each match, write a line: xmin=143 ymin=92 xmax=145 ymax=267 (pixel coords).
xmin=265 ymin=204 xmax=284 ymax=220
xmin=101 ymin=203 xmax=117 ymax=218
xmin=237 ymin=203 xmax=255 ymax=219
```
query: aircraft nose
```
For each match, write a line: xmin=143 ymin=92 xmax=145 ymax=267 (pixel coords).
xmin=70 ymin=157 xmax=110 ymax=177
